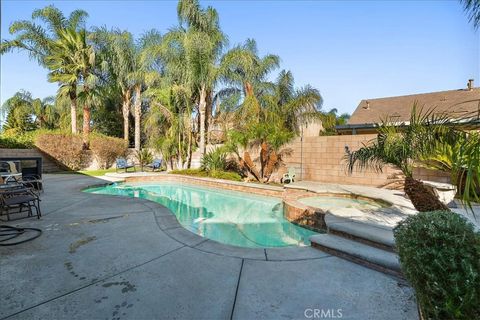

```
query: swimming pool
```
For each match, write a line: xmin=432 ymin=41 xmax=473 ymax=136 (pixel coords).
xmin=85 ymin=182 xmax=317 ymax=248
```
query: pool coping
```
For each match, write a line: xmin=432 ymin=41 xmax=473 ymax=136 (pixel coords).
xmin=124 ymin=174 xmax=285 ymax=198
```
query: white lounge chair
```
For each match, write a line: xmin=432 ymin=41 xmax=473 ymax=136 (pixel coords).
xmin=282 ymin=167 xmax=296 ymax=184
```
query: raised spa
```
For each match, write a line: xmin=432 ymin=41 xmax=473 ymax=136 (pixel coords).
xmin=297 ymin=194 xmax=388 ymax=211
xmin=85 ymin=182 xmax=317 ymax=248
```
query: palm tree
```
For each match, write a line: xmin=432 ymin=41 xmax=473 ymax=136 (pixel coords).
xmin=31 ymin=96 xmax=58 ymax=129
xmin=144 ymin=85 xmax=193 ymax=170
xmin=461 ymin=0 xmax=480 ymax=29
xmin=0 ymin=5 xmax=89 ymax=133
xmin=173 ymin=0 xmax=227 ymax=157
xmin=320 ymin=108 xmax=351 ymax=135
xmin=45 ymin=28 xmax=96 ymax=145
xmin=220 ymin=39 xmax=280 ymax=98
xmin=131 ymin=30 xmax=163 ymax=151
xmin=90 ymin=28 xmax=135 ymax=144
xmin=91 ymin=28 xmax=162 ymax=149
xmin=225 ymin=70 xmax=322 ymax=183
xmin=346 ymin=105 xmax=450 ymax=212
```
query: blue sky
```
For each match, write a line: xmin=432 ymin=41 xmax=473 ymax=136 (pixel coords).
xmin=1 ymin=0 xmax=479 ymax=115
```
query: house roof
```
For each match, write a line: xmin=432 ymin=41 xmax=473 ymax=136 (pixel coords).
xmin=348 ymin=86 xmax=480 ymax=125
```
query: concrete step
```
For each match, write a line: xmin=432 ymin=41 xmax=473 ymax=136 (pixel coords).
xmin=325 ymin=214 xmax=395 ymax=251
xmin=310 ymin=234 xmax=402 ymax=278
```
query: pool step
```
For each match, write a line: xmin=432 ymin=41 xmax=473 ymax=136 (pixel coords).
xmin=325 ymin=214 xmax=395 ymax=252
xmin=310 ymin=234 xmax=402 ymax=278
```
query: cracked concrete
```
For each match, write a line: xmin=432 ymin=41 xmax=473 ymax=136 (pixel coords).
xmin=0 ymin=174 xmax=418 ymax=319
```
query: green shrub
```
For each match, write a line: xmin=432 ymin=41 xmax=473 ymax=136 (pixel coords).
xmin=169 ymin=168 xmax=242 ymax=181
xmin=0 ymin=128 xmax=37 ymax=148
xmin=209 ymin=170 xmax=242 ymax=181
xmin=394 ymin=211 xmax=480 ymax=319
xmin=201 ymin=148 xmax=228 ymax=171
xmin=135 ymin=148 xmax=153 ymax=170
xmin=36 ymin=132 xmax=87 ymax=170
xmin=90 ymin=134 xmax=128 ymax=169
xmin=170 ymin=168 xmax=208 ymax=177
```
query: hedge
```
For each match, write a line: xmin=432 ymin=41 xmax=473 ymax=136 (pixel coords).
xmin=35 ymin=132 xmax=86 ymax=170
xmin=90 ymin=134 xmax=128 ymax=169
xmin=169 ymin=168 xmax=242 ymax=182
xmin=394 ymin=211 xmax=480 ymax=319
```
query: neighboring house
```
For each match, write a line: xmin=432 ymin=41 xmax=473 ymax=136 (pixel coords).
xmin=337 ymin=79 xmax=480 ymax=135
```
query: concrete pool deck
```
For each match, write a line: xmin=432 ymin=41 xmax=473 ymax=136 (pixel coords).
xmin=1 ymin=174 xmax=417 ymax=319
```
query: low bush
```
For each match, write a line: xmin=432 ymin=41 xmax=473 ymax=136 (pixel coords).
xmin=394 ymin=211 xmax=480 ymax=319
xmin=170 ymin=168 xmax=208 ymax=177
xmin=36 ymin=132 xmax=86 ymax=170
xmin=135 ymin=148 xmax=153 ymax=170
xmin=169 ymin=168 xmax=242 ymax=181
xmin=201 ymin=148 xmax=227 ymax=171
xmin=209 ymin=170 xmax=242 ymax=181
xmin=0 ymin=128 xmax=38 ymax=148
xmin=90 ymin=134 xmax=128 ymax=169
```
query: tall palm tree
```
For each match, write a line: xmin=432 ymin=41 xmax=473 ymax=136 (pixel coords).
xmin=225 ymin=70 xmax=322 ymax=182
xmin=131 ymin=30 xmax=163 ymax=151
xmin=90 ymin=28 xmax=135 ymax=144
xmin=461 ymin=0 xmax=480 ymax=29
xmin=0 ymin=5 xmax=89 ymax=133
xmin=31 ymin=96 xmax=58 ymax=129
xmin=91 ymin=28 xmax=162 ymax=149
xmin=45 ymin=28 xmax=96 ymax=145
xmin=144 ymin=85 xmax=193 ymax=170
xmin=174 ymin=0 xmax=227 ymax=157
xmin=220 ymin=39 xmax=280 ymax=98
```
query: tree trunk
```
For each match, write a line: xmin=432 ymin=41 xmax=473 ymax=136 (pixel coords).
xmin=199 ymin=85 xmax=207 ymax=157
xmin=263 ymin=150 xmax=278 ymax=182
xmin=82 ymin=105 xmax=91 ymax=148
xmin=260 ymin=142 xmax=268 ymax=179
xmin=187 ymin=130 xmax=193 ymax=169
xmin=244 ymin=81 xmax=254 ymax=97
xmin=134 ymin=85 xmax=141 ymax=151
xmin=69 ymin=91 xmax=77 ymax=134
xmin=243 ymin=151 xmax=261 ymax=181
xmin=177 ymin=125 xmax=183 ymax=169
xmin=404 ymin=176 xmax=450 ymax=212
xmin=205 ymin=90 xmax=212 ymax=144
xmin=122 ymin=89 xmax=131 ymax=144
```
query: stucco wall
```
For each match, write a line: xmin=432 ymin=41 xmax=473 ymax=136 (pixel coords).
xmin=191 ymin=134 xmax=451 ymax=188
xmin=281 ymin=134 xmax=451 ymax=187
xmin=281 ymin=135 xmax=400 ymax=187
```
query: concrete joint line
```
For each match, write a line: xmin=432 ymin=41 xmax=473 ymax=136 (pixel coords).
xmin=1 ymin=245 xmax=185 ymax=320
xmin=230 ymin=259 xmax=244 ymax=320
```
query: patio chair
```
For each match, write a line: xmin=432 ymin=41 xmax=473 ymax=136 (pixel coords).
xmin=116 ymin=158 xmax=136 ymax=173
xmin=0 ymin=161 xmax=43 ymax=193
xmin=0 ymin=186 xmax=41 ymax=221
xmin=282 ymin=167 xmax=296 ymax=184
xmin=145 ymin=159 xmax=163 ymax=172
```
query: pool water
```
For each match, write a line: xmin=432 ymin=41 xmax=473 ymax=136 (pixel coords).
xmin=85 ymin=182 xmax=317 ymax=248
xmin=298 ymin=195 xmax=385 ymax=211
